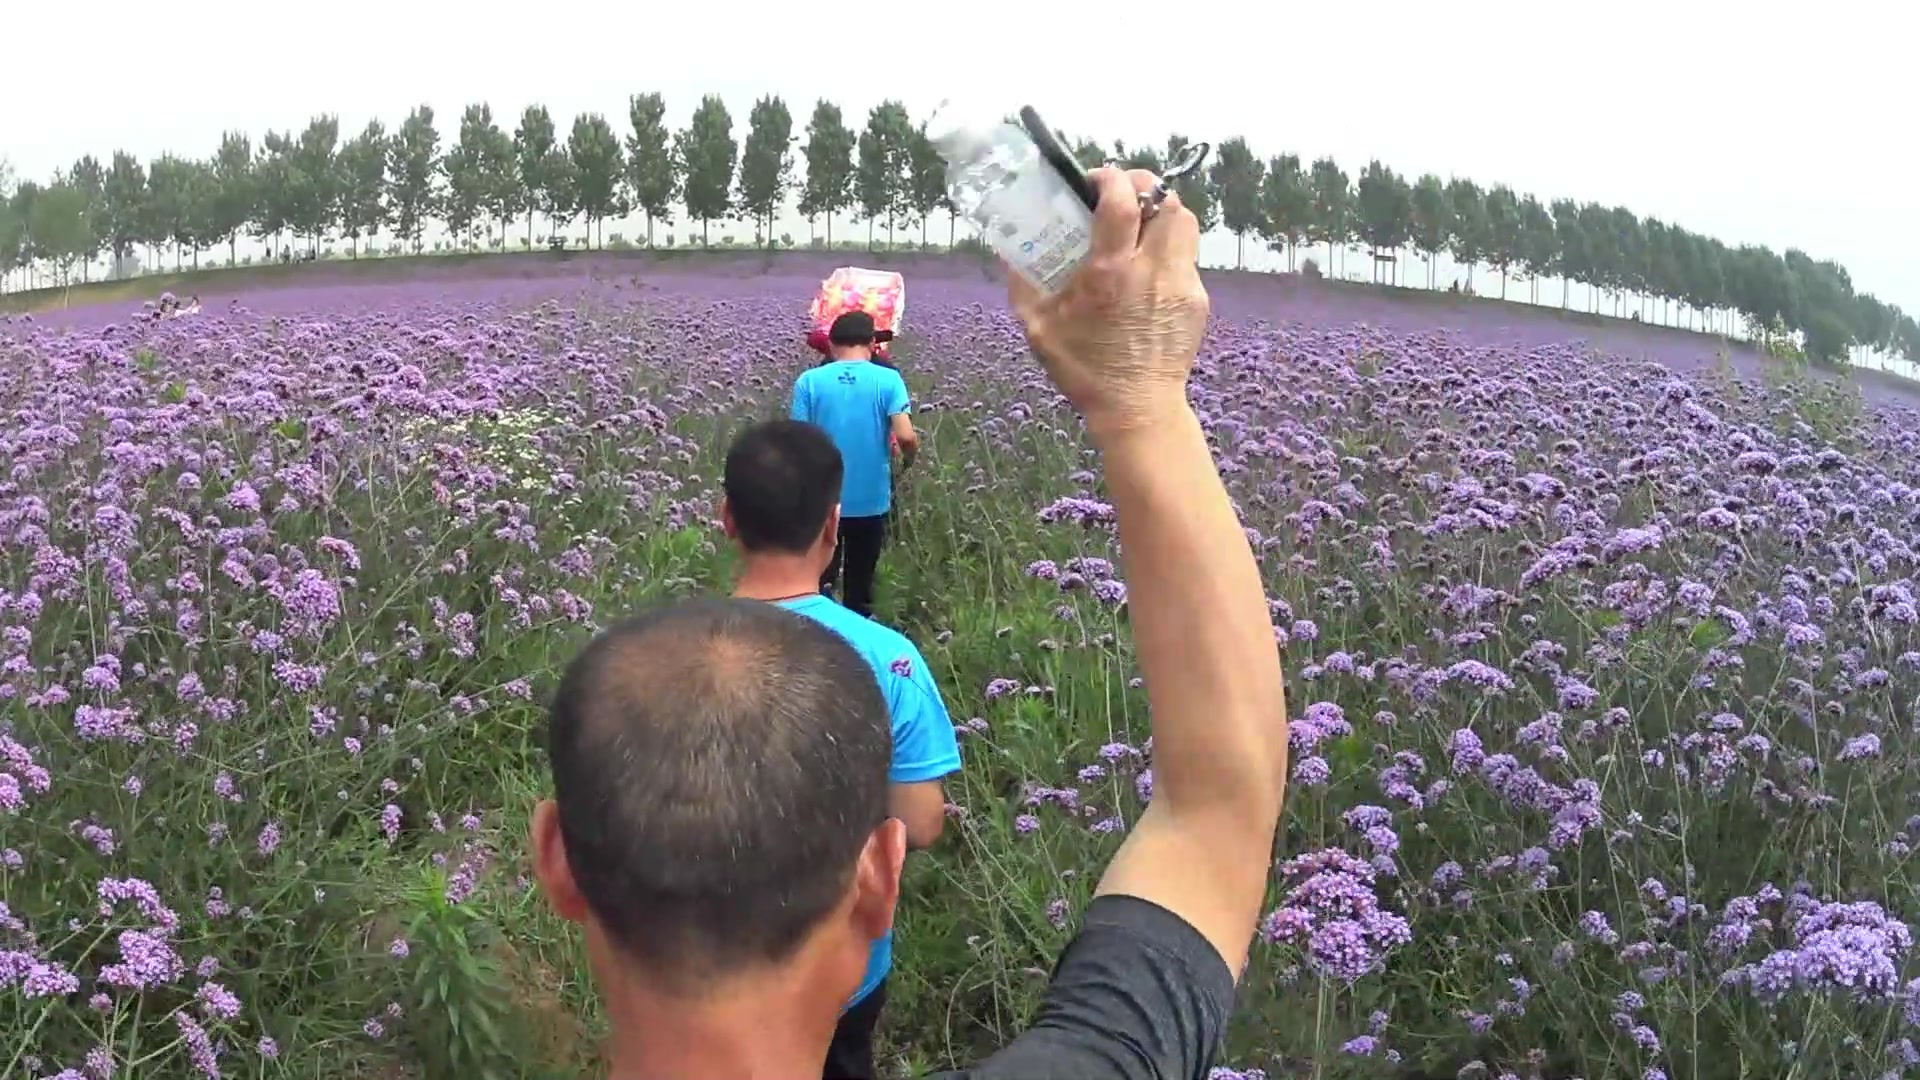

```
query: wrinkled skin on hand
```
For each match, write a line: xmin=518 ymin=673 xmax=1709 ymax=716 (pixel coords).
xmin=1008 ymin=168 xmax=1210 ymax=437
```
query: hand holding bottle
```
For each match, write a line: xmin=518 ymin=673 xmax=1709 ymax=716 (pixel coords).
xmin=1008 ymin=168 xmax=1209 ymax=440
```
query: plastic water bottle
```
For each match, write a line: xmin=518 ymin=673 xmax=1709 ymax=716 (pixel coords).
xmin=931 ymin=116 xmax=1095 ymax=296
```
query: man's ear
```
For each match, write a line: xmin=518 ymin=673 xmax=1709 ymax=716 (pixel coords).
xmin=530 ymin=800 xmax=590 ymax=924
xmin=821 ymin=502 xmax=842 ymax=550
xmin=850 ymin=818 xmax=906 ymax=944
xmin=719 ymin=496 xmax=738 ymax=540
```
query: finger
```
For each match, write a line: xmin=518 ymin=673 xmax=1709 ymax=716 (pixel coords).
xmin=1121 ymin=168 xmax=1161 ymax=243
xmin=1085 ymin=167 xmax=1144 ymax=265
xmin=1140 ymin=190 xmax=1201 ymax=266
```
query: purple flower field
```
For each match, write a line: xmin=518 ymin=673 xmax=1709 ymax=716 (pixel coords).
xmin=5 ymin=265 xmax=1920 ymax=1078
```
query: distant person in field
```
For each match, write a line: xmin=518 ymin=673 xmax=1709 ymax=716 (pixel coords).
xmin=529 ymin=167 xmax=1289 ymax=1079
xmin=789 ymin=310 xmax=918 ymax=618
xmin=718 ymin=418 xmax=961 ymax=1079
xmin=808 ymin=324 xmax=896 ymax=369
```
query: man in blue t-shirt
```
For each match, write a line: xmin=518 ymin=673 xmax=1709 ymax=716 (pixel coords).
xmin=719 ymin=418 xmax=960 ymax=1080
xmin=789 ymin=310 xmax=920 ymax=618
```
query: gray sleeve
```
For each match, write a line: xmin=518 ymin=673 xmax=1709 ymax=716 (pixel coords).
xmin=952 ymin=894 xmax=1237 ymax=1080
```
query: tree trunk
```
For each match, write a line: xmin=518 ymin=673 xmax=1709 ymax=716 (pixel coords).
xmin=1236 ymin=232 xmax=1244 ymax=270
xmin=826 ymin=211 xmax=834 ymax=247
xmin=948 ymin=212 xmax=955 ymax=250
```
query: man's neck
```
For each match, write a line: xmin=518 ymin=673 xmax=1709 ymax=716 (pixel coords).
xmin=732 ymin=553 xmax=823 ymax=604
xmin=604 ymin=980 xmax=834 ymax=1080
xmin=829 ymin=349 xmax=871 ymax=362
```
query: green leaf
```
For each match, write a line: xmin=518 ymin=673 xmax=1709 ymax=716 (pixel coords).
xmin=1690 ymin=619 xmax=1731 ymax=649
xmin=471 ymin=1006 xmax=504 ymax=1047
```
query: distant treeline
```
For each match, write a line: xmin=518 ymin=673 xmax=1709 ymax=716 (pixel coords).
xmin=1 ymin=94 xmax=1911 ymax=364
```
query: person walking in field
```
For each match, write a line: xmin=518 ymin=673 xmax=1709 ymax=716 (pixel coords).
xmin=716 ymin=417 xmax=961 ymax=1079
xmin=789 ymin=310 xmax=919 ymax=619
xmin=529 ymin=168 xmax=1289 ymax=1079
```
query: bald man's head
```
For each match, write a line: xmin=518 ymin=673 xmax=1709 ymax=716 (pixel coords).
xmin=544 ymin=598 xmax=893 ymax=985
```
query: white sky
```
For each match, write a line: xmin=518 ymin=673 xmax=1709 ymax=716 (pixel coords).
xmin=3 ymin=1 xmax=1915 ymax=312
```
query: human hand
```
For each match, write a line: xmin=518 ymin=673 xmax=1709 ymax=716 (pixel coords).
xmin=1007 ymin=168 xmax=1209 ymax=439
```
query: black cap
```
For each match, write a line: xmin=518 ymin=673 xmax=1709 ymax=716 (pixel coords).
xmin=827 ymin=311 xmax=877 ymax=347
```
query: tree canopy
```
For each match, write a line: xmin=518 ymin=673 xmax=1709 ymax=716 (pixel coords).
xmin=737 ymin=96 xmax=796 ymax=245
xmin=676 ymin=95 xmax=736 ymax=246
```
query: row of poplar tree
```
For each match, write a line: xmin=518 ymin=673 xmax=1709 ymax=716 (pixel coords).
xmin=1 ymin=93 xmax=1912 ymax=364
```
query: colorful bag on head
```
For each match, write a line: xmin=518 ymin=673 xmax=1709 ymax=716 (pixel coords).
xmin=808 ymin=268 xmax=906 ymax=355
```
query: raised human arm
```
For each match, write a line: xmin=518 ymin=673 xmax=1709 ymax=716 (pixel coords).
xmin=943 ymin=167 xmax=1283 ymax=1080
xmin=1009 ymin=168 xmax=1289 ymax=982
xmin=1091 ymin=399 xmax=1287 ymax=978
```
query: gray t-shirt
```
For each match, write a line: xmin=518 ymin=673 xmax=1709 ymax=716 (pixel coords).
xmin=930 ymin=894 xmax=1236 ymax=1080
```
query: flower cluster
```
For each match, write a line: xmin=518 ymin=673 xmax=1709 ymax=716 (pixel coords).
xmin=1263 ymin=848 xmax=1412 ymax=983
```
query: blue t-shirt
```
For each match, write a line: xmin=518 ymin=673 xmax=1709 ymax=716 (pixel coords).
xmin=778 ymin=595 xmax=962 ymax=1010
xmin=790 ymin=360 xmax=911 ymax=518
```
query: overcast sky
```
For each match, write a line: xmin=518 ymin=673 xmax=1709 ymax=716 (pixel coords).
xmin=4 ymin=1 xmax=1915 ymax=312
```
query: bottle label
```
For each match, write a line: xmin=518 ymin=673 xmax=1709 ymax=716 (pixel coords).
xmin=991 ymin=171 xmax=1093 ymax=294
